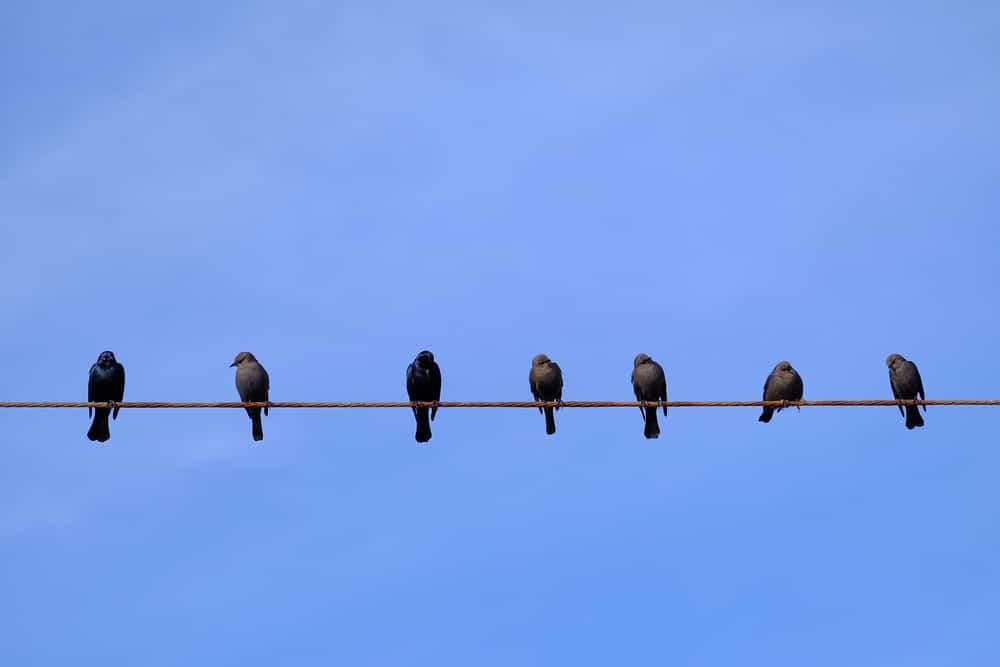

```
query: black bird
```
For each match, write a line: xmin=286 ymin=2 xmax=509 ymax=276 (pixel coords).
xmin=406 ymin=350 xmax=442 ymax=443
xmin=529 ymin=354 xmax=563 ymax=435
xmin=886 ymin=353 xmax=926 ymax=429
xmin=631 ymin=353 xmax=668 ymax=439
xmin=758 ymin=360 xmax=803 ymax=423
xmin=87 ymin=350 xmax=125 ymax=442
xmin=231 ymin=351 xmax=270 ymax=441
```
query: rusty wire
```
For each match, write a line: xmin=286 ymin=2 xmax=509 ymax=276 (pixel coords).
xmin=0 ymin=399 xmax=997 ymax=409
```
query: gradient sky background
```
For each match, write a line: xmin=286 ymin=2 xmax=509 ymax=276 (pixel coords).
xmin=2 ymin=1 xmax=999 ymax=664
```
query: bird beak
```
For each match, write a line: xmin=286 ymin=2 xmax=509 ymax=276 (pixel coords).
xmin=229 ymin=362 xmax=237 ymax=368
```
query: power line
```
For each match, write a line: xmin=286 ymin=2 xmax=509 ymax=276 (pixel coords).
xmin=0 ymin=399 xmax=997 ymax=409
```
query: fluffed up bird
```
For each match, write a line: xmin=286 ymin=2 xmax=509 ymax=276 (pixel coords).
xmin=406 ymin=350 xmax=442 ymax=443
xmin=631 ymin=353 xmax=667 ymax=439
xmin=759 ymin=360 xmax=803 ymax=423
xmin=231 ymin=351 xmax=270 ymax=442
xmin=529 ymin=354 xmax=563 ymax=435
xmin=886 ymin=353 xmax=925 ymax=429
xmin=87 ymin=350 xmax=125 ymax=442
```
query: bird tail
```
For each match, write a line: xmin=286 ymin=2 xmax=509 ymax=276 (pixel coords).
xmin=415 ymin=407 xmax=432 ymax=443
xmin=247 ymin=407 xmax=264 ymax=441
xmin=643 ymin=406 xmax=660 ymax=439
xmin=758 ymin=407 xmax=774 ymax=423
xmin=905 ymin=404 xmax=925 ymax=430
xmin=88 ymin=408 xmax=111 ymax=442
xmin=544 ymin=406 xmax=556 ymax=435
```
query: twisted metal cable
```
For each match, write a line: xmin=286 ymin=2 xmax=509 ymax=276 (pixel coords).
xmin=0 ymin=400 xmax=996 ymax=409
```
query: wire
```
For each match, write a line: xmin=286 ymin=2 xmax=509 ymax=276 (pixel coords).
xmin=0 ymin=400 xmax=996 ymax=409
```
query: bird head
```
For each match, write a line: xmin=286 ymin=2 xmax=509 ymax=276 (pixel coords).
xmin=230 ymin=351 xmax=257 ymax=368
xmin=885 ymin=353 xmax=905 ymax=368
xmin=532 ymin=354 xmax=552 ymax=368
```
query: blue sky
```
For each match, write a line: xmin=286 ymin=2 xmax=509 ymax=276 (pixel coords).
xmin=2 ymin=1 xmax=999 ymax=664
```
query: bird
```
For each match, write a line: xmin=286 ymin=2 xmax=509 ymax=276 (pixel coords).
xmin=886 ymin=353 xmax=925 ymax=429
xmin=631 ymin=353 xmax=668 ymax=439
xmin=759 ymin=360 xmax=803 ymax=423
xmin=406 ymin=350 xmax=442 ymax=443
xmin=231 ymin=351 xmax=270 ymax=441
xmin=529 ymin=354 xmax=563 ymax=435
xmin=87 ymin=350 xmax=125 ymax=442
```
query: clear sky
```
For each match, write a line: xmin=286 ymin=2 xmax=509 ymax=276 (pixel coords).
xmin=2 ymin=1 xmax=999 ymax=664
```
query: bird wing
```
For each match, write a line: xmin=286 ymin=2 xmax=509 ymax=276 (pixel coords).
xmin=912 ymin=362 xmax=926 ymax=411
xmin=655 ymin=362 xmax=668 ymax=401
xmin=114 ymin=365 xmax=125 ymax=401
xmin=889 ymin=370 xmax=904 ymax=416
xmin=528 ymin=371 xmax=542 ymax=412
xmin=430 ymin=363 xmax=442 ymax=420
xmin=111 ymin=364 xmax=125 ymax=419
xmin=430 ymin=363 xmax=442 ymax=401
xmin=631 ymin=373 xmax=643 ymax=417
xmin=87 ymin=364 xmax=97 ymax=417
xmin=262 ymin=367 xmax=271 ymax=415
xmin=656 ymin=365 xmax=668 ymax=415
xmin=405 ymin=363 xmax=418 ymax=400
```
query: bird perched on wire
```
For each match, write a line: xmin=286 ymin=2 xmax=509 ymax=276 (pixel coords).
xmin=886 ymin=353 xmax=925 ymax=429
xmin=758 ymin=360 xmax=803 ymax=423
xmin=631 ymin=353 xmax=668 ymax=439
xmin=529 ymin=354 xmax=563 ymax=435
xmin=406 ymin=350 xmax=442 ymax=443
xmin=231 ymin=351 xmax=270 ymax=442
xmin=87 ymin=350 xmax=125 ymax=442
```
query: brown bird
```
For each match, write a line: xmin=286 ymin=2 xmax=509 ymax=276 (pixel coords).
xmin=231 ymin=351 xmax=270 ymax=441
xmin=529 ymin=354 xmax=563 ymax=435
xmin=758 ymin=360 xmax=803 ymax=423
xmin=631 ymin=353 xmax=667 ymax=439
xmin=886 ymin=353 xmax=925 ymax=429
